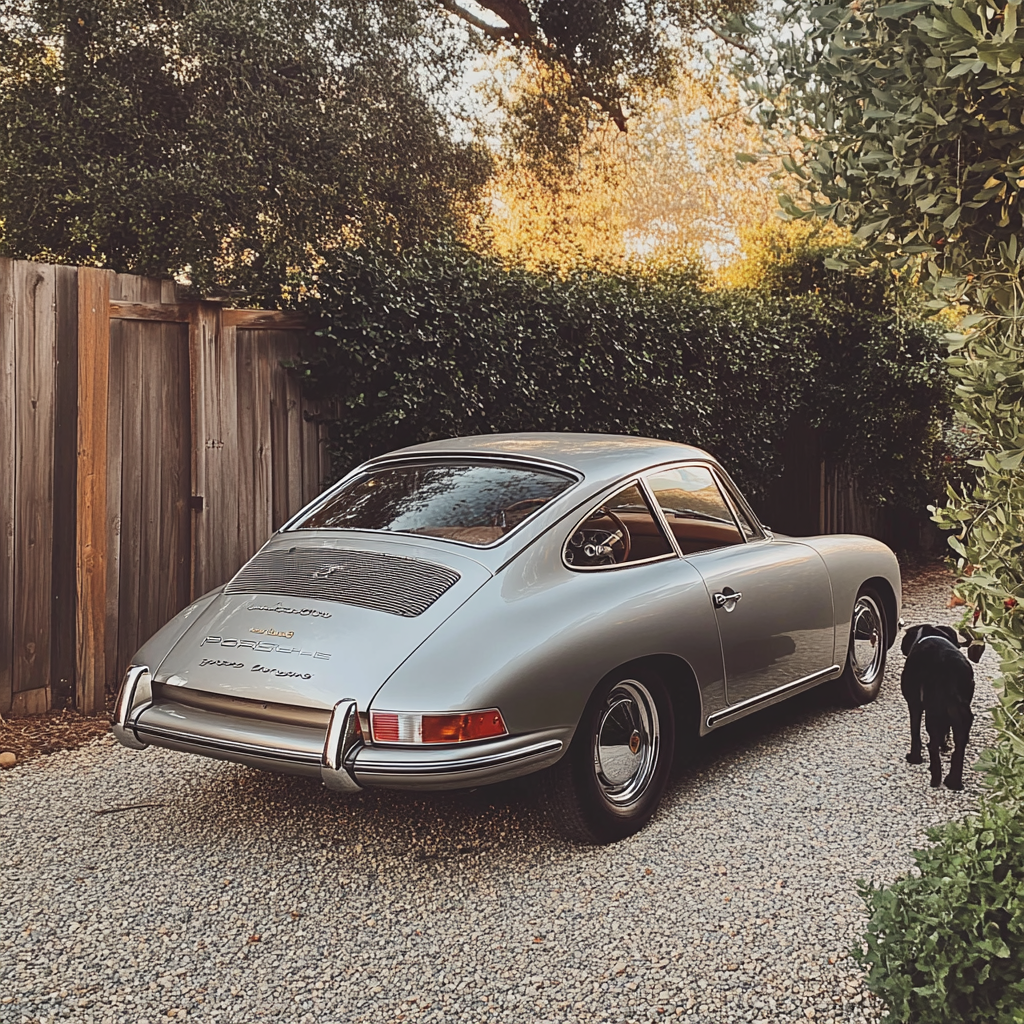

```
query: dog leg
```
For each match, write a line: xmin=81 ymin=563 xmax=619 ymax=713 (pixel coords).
xmin=926 ymin=734 xmax=943 ymax=788
xmin=944 ymin=711 xmax=974 ymax=791
xmin=940 ymin=726 xmax=951 ymax=754
xmin=906 ymin=702 xmax=924 ymax=764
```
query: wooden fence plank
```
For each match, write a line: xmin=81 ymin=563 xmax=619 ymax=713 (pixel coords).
xmin=252 ymin=332 xmax=274 ymax=547
xmin=269 ymin=354 xmax=290 ymax=530
xmin=235 ymin=331 xmax=259 ymax=562
xmin=76 ymin=267 xmax=112 ymax=714
xmin=224 ymin=308 xmax=308 ymax=330
xmin=113 ymin=314 xmax=145 ymax=684
xmin=284 ymin=365 xmax=304 ymax=519
xmin=0 ymin=259 xmax=15 ymax=715
xmin=106 ymin=274 xmax=143 ymax=691
xmin=103 ymin=311 xmax=125 ymax=694
xmin=160 ymin=322 xmax=192 ymax=621
xmin=192 ymin=305 xmax=244 ymax=592
xmin=13 ymin=261 xmax=56 ymax=702
xmin=50 ymin=265 xmax=79 ymax=709
xmin=11 ymin=686 xmax=48 ymax=717
xmin=109 ymin=300 xmax=192 ymax=323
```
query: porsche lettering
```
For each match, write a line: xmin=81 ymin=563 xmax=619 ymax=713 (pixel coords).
xmin=200 ymin=636 xmax=330 ymax=660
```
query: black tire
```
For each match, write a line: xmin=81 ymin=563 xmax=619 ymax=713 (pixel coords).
xmin=836 ymin=587 xmax=887 ymax=706
xmin=542 ymin=668 xmax=675 ymax=844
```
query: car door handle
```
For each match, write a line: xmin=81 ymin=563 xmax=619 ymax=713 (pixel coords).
xmin=713 ymin=590 xmax=742 ymax=611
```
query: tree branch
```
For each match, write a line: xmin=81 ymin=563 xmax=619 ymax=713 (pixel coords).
xmin=575 ymin=83 xmax=628 ymax=132
xmin=438 ymin=0 xmax=514 ymax=42
xmin=438 ymin=0 xmax=628 ymax=130
xmin=697 ymin=17 xmax=758 ymax=57
xmin=474 ymin=0 xmax=538 ymax=41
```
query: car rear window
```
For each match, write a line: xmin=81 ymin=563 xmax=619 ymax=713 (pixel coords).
xmin=294 ymin=461 xmax=576 ymax=545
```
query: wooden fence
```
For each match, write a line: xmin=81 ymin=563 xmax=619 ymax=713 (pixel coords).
xmin=1 ymin=258 xmax=939 ymax=719
xmin=1 ymin=259 xmax=331 ymax=717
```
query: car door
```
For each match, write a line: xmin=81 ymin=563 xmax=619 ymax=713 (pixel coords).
xmin=643 ymin=464 xmax=836 ymax=715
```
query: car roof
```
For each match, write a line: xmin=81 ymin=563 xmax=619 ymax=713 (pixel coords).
xmin=370 ymin=432 xmax=716 ymax=480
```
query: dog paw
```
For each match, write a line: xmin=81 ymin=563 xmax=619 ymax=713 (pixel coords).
xmin=930 ymin=777 xmax=942 ymax=788
xmin=944 ymin=776 xmax=964 ymax=791
xmin=906 ymin=752 xmax=924 ymax=764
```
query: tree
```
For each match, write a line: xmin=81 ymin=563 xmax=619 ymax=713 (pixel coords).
xmin=756 ymin=3 xmax=1024 ymax=1019
xmin=0 ymin=0 xmax=490 ymax=300
xmin=759 ymin=0 xmax=1023 ymax=733
xmin=476 ymin=70 xmax=789 ymax=271
xmin=436 ymin=0 xmax=759 ymax=162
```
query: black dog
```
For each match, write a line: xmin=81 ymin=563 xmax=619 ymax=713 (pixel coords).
xmin=900 ymin=624 xmax=982 ymax=790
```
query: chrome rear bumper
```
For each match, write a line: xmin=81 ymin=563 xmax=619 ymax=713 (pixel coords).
xmin=113 ymin=672 xmax=566 ymax=792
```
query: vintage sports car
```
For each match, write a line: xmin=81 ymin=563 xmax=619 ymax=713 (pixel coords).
xmin=113 ymin=433 xmax=901 ymax=842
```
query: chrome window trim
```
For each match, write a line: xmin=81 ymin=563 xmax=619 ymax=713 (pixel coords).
xmin=638 ymin=476 xmax=684 ymax=557
xmin=709 ymin=465 xmax=767 ymax=541
xmin=560 ymin=477 xmax=679 ymax=573
xmin=282 ymin=455 xmax=583 ymax=551
xmin=642 ymin=460 xmax=765 ymax=549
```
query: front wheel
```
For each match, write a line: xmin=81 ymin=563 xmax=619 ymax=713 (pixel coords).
xmin=543 ymin=669 xmax=675 ymax=843
xmin=837 ymin=588 xmax=887 ymax=706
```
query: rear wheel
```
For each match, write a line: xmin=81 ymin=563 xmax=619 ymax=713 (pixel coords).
xmin=543 ymin=669 xmax=675 ymax=843
xmin=837 ymin=588 xmax=887 ymax=706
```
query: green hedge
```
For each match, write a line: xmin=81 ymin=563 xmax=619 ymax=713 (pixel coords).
xmin=293 ymin=240 xmax=951 ymax=507
xmin=857 ymin=756 xmax=1024 ymax=1024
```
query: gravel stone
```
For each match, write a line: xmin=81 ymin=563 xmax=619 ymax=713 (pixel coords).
xmin=0 ymin=561 xmax=1000 ymax=1023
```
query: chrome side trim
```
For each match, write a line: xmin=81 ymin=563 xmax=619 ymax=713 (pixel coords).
xmin=320 ymin=699 xmax=364 ymax=792
xmin=355 ymin=738 xmax=563 ymax=776
xmin=706 ymin=665 xmax=842 ymax=728
xmin=134 ymin=724 xmax=322 ymax=765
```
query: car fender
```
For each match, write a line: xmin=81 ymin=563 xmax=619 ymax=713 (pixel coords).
xmin=797 ymin=535 xmax=902 ymax=647
xmin=370 ymin=530 xmax=727 ymax=738
xmin=132 ymin=586 xmax=225 ymax=677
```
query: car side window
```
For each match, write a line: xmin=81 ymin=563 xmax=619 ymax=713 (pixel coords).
xmin=643 ymin=465 xmax=745 ymax=554
xmin=565 ymin=482 xmax=674 ymax=569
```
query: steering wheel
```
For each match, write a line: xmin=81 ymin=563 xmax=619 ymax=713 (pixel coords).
xmin=566 ymin=507 xmax=632 ymax=566
xmin=491 ymin=497 xmax=550 ymax=529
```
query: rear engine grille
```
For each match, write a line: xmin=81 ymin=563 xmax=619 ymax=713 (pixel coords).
xmin=224 ymin=547 xmax=461 ymax=617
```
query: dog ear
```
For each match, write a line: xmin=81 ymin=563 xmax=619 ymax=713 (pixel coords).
xmin=936 ymin=625 xmax=960 ymax=646
xmin=901 ymin=626 xmax=923 ymax=656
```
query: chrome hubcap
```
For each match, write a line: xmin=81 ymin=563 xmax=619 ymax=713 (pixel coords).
xmin=850 ymin=595 xmax=884 ymax=686
xmin=593 ymin=680 xmax=660 ymax=806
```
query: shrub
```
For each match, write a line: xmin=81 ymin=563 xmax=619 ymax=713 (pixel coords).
xmin=293 ymin=239 xmax=952 ymax=510
xmin=857 ymin=771 xmax=1024 ymax=1024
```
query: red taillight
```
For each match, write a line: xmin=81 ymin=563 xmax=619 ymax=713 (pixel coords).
xmin=371 ymin=712 xmax=400 ymax=743
xmin=370 ymin=708 xmax=507 ymax=745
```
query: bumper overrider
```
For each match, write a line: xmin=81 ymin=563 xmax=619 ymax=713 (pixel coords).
xmin=112 ymin=666 xmax=566 ymax=792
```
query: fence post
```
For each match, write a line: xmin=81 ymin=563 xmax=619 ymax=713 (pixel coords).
xmin=76 ymin=267 xmax=112 ymax=714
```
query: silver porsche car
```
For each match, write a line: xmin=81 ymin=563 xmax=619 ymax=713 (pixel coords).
xmin=113 ymin=433 xmax=901 ymax=842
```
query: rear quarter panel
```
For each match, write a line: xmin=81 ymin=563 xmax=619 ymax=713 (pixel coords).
xmin=797 ymin=535 xmax=902 ymax=647
xmin=371 ymin=529 xmax=728 ymax=737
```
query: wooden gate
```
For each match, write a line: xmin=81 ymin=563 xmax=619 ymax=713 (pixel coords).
xmin=105 ymin=275 xmax=193 ymax=687
xmin=1 ymin=259 xmax=333 ymax=717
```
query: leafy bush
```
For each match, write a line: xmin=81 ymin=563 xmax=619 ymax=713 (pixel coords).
xmin=294 ymin=239 xmax=952 ymax=511
xmin=857 ymin=775 xmax=1024 ymax=1024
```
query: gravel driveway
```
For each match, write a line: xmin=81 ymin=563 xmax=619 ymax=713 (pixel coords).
xmin=0 ymin=562 xmax=1001 ymax=1024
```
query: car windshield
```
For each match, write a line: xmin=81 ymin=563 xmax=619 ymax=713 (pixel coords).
xmin=294 ymin=460 xmax=576 ymax=545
